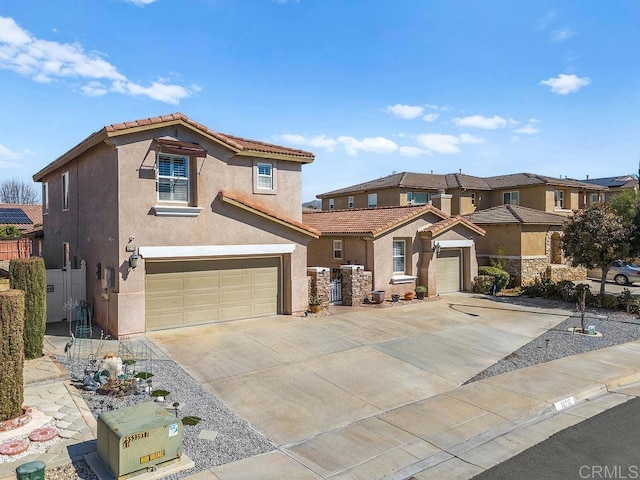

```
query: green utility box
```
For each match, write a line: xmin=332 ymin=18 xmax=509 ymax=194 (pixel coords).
xmin=16 ymin=461 xmax=45 ymax=480
xmin=97 ymin=402 xmax=183 ymax=480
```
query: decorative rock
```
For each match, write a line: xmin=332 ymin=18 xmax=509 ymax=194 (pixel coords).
xmin=29 ymin=426 xmax=58 ymax=442
xmin=0 ymin=438 xmax=29 ymax=455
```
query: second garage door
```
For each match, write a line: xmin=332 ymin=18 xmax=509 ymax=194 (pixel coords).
xmin=145 ymin=257 xmax=280 ymax=331
xmin=436 ymin=250 xmax=461 ymax=294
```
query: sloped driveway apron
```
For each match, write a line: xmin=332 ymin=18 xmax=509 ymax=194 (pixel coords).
xmin=146 ymin=293 xmax=572 ymax=479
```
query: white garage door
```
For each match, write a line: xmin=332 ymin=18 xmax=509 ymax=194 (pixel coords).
xmin=436 ymin=250 xmax=461 ymax=294
xmin=145 ymin=257 xmax=280 ymax=331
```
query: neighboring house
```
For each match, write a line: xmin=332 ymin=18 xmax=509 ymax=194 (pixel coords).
xmin=0 ymin=203 xmax=43 ymax=260
xmin=464 ymin=205 xmax=584 ymax=285
xmin=303 ymin=195 xmax=485 ymax=297
xmin=580 ymin=174 xmax=638 ymax=203
xmin=317 ymin=171 xmax=606 ymax=216
xmin=32 ymin=113 xmax=319 ymax=336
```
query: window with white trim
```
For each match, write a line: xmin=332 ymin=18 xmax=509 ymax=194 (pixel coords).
xmin=62 ymin=172 xmax=69 ymax=211
xmin=333 ymin=239 xmax=342 ymax=260
xmin=554 ymin=190 xmax=565 ymax=208
xmin=503 ymin=191 xmax=519 ymax=206
xmin=257 ymin=163 xmax=273 ymax=190
xmin=392 ymin=239 xmax=406 ymax=273
xmin=157 ymin=153 xmax=189 ymax=202
xmin=329 ymin=198 xmax=335 ymax=210
xmin=348 ymin=196 xmax=354 ymax=208
xmin=43 ymin=182 xmax=49 ymax=215
xmin=368 ymin=193 xmax=377 ymax=208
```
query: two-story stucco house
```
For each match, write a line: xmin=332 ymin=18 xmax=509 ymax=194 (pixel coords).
xmin=33 ymin=113 xmax=319 ymax=336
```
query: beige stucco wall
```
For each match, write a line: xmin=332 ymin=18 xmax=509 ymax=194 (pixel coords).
xmin=39 ymin=124 xmax=313 ymax=336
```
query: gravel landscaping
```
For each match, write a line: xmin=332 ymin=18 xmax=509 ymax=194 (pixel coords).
xmin=52 ymin=356 xmax=275 ymax=480
xmin=466 ymin=299 xmax=640 ymax=384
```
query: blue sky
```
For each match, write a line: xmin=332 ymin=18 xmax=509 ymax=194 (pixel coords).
xmin=1 ymin=0 xmax=639 ymax=203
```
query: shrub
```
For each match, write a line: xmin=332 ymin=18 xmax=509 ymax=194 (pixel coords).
xmin=473 ymin=275 xmax=495 ymax=294
xmin=9 ymin=257 xmax=46 ymax=359
xmin=0 ymin=290 xmax=25 ymax=421
xmin=478 ymin=266 xmax=510 ymax=292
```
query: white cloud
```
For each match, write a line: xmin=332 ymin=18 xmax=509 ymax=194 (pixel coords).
xmin=514 ymin=125 xmax=539 ymax=135
xmin=453 ymin=115 xmax=508 ymax=129
xmin=540 ymin=73 xmax=590 ymax=94
xmin=415 ymin=133 xmax=484 ymax=154
xmin=0 ymin=16 xmax=196 ymax=104
xmin=399 ymin=146 xmax=428 ymax=157
xmin=338 ymin=136 xmax=398 ymax=156
xmin=422 ymin=113 xmax=439 ymax=122
xmin=551 ymin=27 xmax=574 ymax=42
xmin=384 ymin=104 xmax=424 ymax=120
xmin=125 ymin=0 xmax=158 ymax=4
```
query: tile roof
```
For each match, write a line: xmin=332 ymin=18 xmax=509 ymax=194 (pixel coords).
xmin=218 ymin=191 xmax=320 ymax=238
xmin=419 ymin=215 xmax=485 ymax=236
xmin=464 ymin=204 xmax=568 ymax=225
xmin=483 ymin=173 xmax=604 ymax=190
xmin=0 ymin=204 xmax=42 ymax=228
xmin=317 ymin=171 xmax=605 ymax=198
xmin=301 ymin=205 xmax=448 ymax=236
xmin=581 ymin=175 xmax=639 ymax=189
xmin=34 ymin=113 xmax=313 ymax=181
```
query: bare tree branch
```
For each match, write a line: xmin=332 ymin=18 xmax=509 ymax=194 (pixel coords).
xmin=0 ymin=178 xmax=39 ymax=205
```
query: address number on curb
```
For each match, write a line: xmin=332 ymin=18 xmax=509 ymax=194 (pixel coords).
xmin=554 ymin=396 xmax=576 ymax=411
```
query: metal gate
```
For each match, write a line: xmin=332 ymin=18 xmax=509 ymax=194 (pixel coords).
xmin=329 ymin=276 xmax=342 ymax=305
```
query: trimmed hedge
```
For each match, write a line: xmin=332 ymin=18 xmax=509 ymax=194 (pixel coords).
xmin=9 ymin=257 xmax=46 ymax=359
xmin=478 ymin=266 xmax=510 ymax=292
xmin=0 ymin=289 xmax=25 ymax=421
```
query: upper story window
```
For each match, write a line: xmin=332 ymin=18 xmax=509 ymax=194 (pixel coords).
xmin=257 ymin=163 xmax=273 ymax=190
xmin=329 ymin=198 xmax=335 ymax=210
xmin=471 ymin=193 xmax=476 ymax=206
xmin=392 ymin=239 xmax=406 ymax=273
xmin=62 ymin=172 xmax=69 ymax=211
xmin=157 ymin=153 xmax=189 ymax=203
xmin=333 ymin=239 xmax=343 ymax=260
xmin=554 ymin=190 xmax=565 ymax=209
xmin=407 ymin=192 xmax=430 ymax=205
xmin=43 ymin=182 xmax=49 ymax=215
xmin=368 ymin=193 xmax=378 ymax=208
xmin=348 ymin=196 xmax=354 ymax=208
xmin=503 ymin=191 xmax=519 ymax=206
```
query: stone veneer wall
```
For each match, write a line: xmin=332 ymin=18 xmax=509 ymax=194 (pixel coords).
xmin=341 ymin=265 xmax=372 ymax=306
xmin=307 ymin=267 xmax=330 ymax=312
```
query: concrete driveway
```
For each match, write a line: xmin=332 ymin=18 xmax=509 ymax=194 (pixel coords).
xmin=146 ymin=293 xmax=572 ymax=479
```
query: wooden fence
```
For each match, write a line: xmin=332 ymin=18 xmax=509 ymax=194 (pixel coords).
xmin=0 ymin=238 xmax=31 ymax=260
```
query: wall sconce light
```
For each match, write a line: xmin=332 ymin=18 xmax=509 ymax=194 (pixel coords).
xmin=432 ymin=242 xmax=441 ymax=255
xmin=129 ymin=251 xmax=140 ymax=269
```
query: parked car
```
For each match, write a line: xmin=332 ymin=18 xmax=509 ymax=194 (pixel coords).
xmin=587 ymin=260 xmax=640 ymax=285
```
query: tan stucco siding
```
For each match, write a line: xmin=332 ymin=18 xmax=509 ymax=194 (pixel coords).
xmin=520 ymin=226 xmax=549 ymax=256
xmin=473 ymin=224 xmax=522 ymax=256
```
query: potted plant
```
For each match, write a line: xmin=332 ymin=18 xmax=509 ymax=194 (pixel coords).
xmin=404 ymin=291 xmax=414 ymax=300
xmin=309 ymin=294 xmax=321 ymax=314
xmin=415 ymin=285 xmax=427 ymax=300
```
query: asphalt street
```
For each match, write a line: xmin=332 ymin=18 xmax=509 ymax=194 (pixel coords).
xmin=473 ymin=396 xmax=640 ymax=480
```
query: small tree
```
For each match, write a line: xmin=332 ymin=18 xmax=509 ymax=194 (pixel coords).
xmin=611 ymin=189 xmax=640 ymax=223
xmin=0 ymin=290 xmax=25 ymax=421
xmin=9 ymin=257 xmax=46 ymax=359
xmin=0 ymin=178 xmax=39 ymax=205
xmin=562 ymin=203 xmax=633 ymax=296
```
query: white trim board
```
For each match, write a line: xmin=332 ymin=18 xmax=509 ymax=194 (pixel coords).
xmin=140 ymin=244 xmax=296 ymax=259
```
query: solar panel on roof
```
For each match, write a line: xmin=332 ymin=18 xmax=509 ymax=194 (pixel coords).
xmin=0 ymin=208 xmax=32 ymax=224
